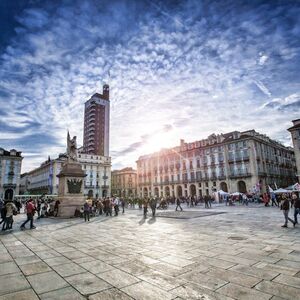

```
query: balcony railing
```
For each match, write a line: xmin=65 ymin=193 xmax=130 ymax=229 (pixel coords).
xmin=229 ymin=172 xmax=252 ymax=179
xmin=138 ymin=182 xmax=151 ymax=186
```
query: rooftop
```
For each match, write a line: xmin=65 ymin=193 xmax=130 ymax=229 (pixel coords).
xmin=138 ymin=129 xmax=293 ymax=160
xmin=0 ymin=148 xmax=22 ymax=158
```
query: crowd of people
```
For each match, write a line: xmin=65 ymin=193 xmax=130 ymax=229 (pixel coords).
xmin=0 ymin=197 xmax=60 ymax=231
xmin=0 ymin=190 xmax=299 ymax=231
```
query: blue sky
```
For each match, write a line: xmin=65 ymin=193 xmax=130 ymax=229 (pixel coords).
xmin=0 ymin=0 xmax=299 ymax=172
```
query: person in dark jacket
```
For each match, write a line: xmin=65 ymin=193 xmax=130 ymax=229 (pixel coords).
xmin=293 ymin=194 xmax=300 ymax=225
xmin=175 ymin=198 xmax=183 ymax=211
xmin=280 ymin=195 xmax=295 ymax=228
xmin=150 ymin=198 xmax=157 ymax=217
xmin=83 ymin=201 xmax=90 ymax=222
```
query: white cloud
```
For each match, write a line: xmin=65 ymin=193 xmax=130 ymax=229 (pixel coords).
xmin=0 ymin=0 xmax=299 ymax=173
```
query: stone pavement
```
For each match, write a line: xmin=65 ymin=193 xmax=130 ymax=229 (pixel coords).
xmin=0 ymin=203 xmax=299 ymax=300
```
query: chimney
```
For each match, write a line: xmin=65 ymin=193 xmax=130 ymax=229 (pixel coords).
xmin=103 ymin=84 xmax=109 ymax=100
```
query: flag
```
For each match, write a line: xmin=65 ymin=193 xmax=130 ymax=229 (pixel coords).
xmin=268 ymin=185 xmax=274 ymax=193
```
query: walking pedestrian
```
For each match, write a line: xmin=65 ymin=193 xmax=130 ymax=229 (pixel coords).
xmin=175 ymin=198 xmax=183 ymax=211
xmin=121 ymin=198 xmax=125 ymax=214
xmin=242 ymin=194 xmax=248 ymax=206
xmin=263 ymin=193 xmax=270 ymax=207
xmin=293 ymin=194 xmax=300 ymax=226
xmin=280 ymin=195 xmax=295 ymax=228
xmin=113 ymin=198 xmax=120 ymax=216
xmin=20 ymin=199 xmax=36 ymax=230
xmin=83 ymin=201 xmax=90 ymax=222
xmin=96 ymin=200 xmax=103 ymax=215
xmin=143 ymin=199 xmax=148 ymax=218
xmin=0 ymin=198 xmax=5 ymax=226
xmin=2 ymin=200 xmax=17 ymax=231
xmin=150 ymin=198 xmax=157 ymax=217
xmin=271 ymin=193 xmax=278 ymax=207
xmin=54 ymin=199 xmax=60 ymax=217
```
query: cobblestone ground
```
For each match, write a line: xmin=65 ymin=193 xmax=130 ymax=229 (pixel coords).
xmin=0 ymin=203 xmax=299 ymax=300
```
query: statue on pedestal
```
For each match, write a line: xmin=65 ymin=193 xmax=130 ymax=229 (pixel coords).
xmin=56 ymin=131 xmax=86 ymax=217
xmin=67 ymin=131 xmax=78 ymax=162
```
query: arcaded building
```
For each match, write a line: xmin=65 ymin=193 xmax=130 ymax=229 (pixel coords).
xmin=288 ymin=119 xmax=300 ymax=181
xmin=136 ymin=130 xmax=297 ymax=198
xmin=111 ymin=167 xmax=137 ymax=197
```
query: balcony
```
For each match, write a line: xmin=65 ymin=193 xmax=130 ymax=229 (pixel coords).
xmin=229 ymin=172 xmax=252 ymax=179
xmin=85 ymin=185 xmax=95 ymax=188
xmin=138 ymin=182 xmax=151 ymax=186
xmin=101 ymin=185 xmax=109 ymax=189
xmin=218 ymin=175 xmax=226 ymax=180
xmin=235 ymin=157 xmax=243 ymax=162
xmin=258 ymin=172 xmax=267 ymax=177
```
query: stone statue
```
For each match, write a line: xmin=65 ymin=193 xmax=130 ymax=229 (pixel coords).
xmin=67 ymin=131 xmax=78 ymax=162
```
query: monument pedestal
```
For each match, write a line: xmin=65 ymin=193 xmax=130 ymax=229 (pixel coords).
xmin=57 ymin=161 xmax=86 ymax=218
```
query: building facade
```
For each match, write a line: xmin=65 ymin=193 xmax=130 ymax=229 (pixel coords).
xmin=23 ymin=152 xmax=111 ymax=198
xmin=136 ymin=130 xmax=297 ymax=198
xmin=78 ymin=149 xmax=111 ymax=198
xmin=111 ymin=167 xmax=137 ymax=197
xmin=288 ymin=119 xmax=300 ymax=181
xmin=83 ymin=84 xmax=110 ymax=156
xmin=0 ymin=148 xmax=23 ymax=200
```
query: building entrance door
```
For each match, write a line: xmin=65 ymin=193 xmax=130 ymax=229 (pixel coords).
xmin=5 ymin=189 xmax=13 ymax=200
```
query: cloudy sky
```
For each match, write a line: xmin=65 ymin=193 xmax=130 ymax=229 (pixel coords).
xmin=0 ymin=0 xmax=299 ymax=172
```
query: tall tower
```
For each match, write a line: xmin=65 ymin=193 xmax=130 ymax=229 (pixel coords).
xmin=83 ymin=84 xmax=110 ymax=156
xmin=288 ymin=119 xmax=300 ymax=181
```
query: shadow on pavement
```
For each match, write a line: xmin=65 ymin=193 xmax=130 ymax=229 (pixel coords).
xmin=148 ymin=217 xmax=156 ymax=224
xmin=139 ymin=217 xmax=146 ymax=225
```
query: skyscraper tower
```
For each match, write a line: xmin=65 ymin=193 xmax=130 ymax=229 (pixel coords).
xmin=83 ymin=84 xmax=110 ymax=156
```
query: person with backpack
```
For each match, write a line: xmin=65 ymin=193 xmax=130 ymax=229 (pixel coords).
xmin=20 ymin=198 xmax=36 ymax=230
xmin=2 ymin=200 xmax=17 ymax=231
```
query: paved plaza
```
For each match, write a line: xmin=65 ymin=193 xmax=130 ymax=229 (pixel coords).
xmin=0 ymin=204 xmax=299 ymax=300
